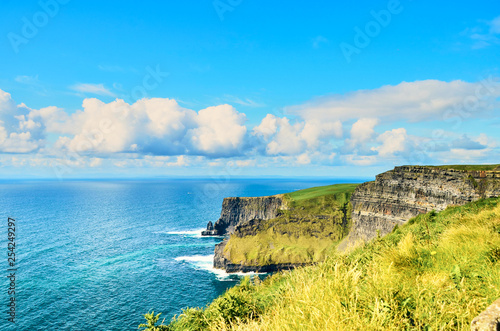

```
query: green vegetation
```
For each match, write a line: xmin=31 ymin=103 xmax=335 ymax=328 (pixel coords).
xmin=224 ymin=183 xmax=359 ymax=265
xmin=138 ymin=311 xmax=169 ymax=330
xmin=284 ymin=183 xmax=359 ymax=202
xmin=161 ymin=197 xmax=500 ymax=330
xmin=430 ymin=164 xmax=500 ymax=171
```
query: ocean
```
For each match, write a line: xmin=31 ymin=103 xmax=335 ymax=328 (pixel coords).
xmin=0 ymin=178 xmax=364 ymax=330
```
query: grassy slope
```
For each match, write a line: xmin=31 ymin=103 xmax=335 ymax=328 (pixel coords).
xmin=167 ymin=197 xmax=500 ymax=330
xmin=285 ymin=183 xmax=359 ymax=202
xmin=222 ymin=184 xmax=359 ymax=265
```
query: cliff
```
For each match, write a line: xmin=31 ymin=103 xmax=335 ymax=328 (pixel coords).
xmin=339 ymin=165 xmax=500 ymax=250
xmin=208 ymin=165 xmax=500 ymax=273
xmin=201 ymin=195 xmax=285 ymax=236
xmin=166 ymin=197 xmax=500 ymax=330
xmin=210 ymin=184 xmax=359 ymax=273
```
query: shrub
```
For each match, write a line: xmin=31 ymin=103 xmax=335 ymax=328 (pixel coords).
xmin=138 ymin=311 xmax=170 ymax=331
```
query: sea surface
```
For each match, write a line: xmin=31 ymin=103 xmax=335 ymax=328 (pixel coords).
xmin=0 ymin=178 xmax=367 ymax=330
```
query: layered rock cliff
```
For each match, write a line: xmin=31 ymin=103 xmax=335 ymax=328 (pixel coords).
xmin=207 ymin=165 xmax=500 ymax=273
xmin=339 ymin=165 xmax=500 ymax=250
xmin=201 ymin=195 xmax=285 ymax=236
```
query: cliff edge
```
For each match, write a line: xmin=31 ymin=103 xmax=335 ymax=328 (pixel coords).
xmin=339 ymin=165 xmax=500 ymax=250
xmin=201 ymin=195 xmax=285 ymax=236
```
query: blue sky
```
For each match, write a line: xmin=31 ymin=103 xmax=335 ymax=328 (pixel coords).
xmin=0 ymin=0 xmax=499 ymax=178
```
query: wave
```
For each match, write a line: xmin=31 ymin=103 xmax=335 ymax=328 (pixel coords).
xmin=154 ymin=228 xmax=206 ymax=238
xmin=174 ymin=255 xmax=265 ymax=280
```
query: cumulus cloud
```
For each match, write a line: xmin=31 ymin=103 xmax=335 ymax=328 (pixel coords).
xmin=348 ymin=118 xmax=379 ymax=147
xmin=286 ymin=79 xmax=500 ymax=122
xmin=1 ymin=75 xmax=499 ymax=173
xmin=0 ymin=90 xmax=46 ymax=153
xmin=253 ymin=114 xmax=342 ymax=155
xmin=188 ymin=105 xmax=247 ymax=156
xmin=373 ymin=128 xmax=409 ymax=157
xmin=296 ymin=153 xmax=311 ymax=165
xmin=54 ymin=98 xmax=246 ymax=158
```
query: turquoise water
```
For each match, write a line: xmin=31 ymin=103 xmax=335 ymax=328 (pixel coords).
xmin=0 ymin=178 xmax=365 ymax=330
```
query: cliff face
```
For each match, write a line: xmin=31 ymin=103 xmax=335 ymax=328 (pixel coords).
xmin=210 ymin=166 xmax=500 ymax=273
xmin=202 ymin=195 xmax=285 ymax=236
xmin=340 ymin=165 xmax=500 ymax=249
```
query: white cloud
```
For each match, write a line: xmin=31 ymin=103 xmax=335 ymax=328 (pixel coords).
xmin=1 ymin=77 xmax=499 ymax=173
xmin=253 ymin=115 xmax=342 ymax=155
xmin=188 ymin=104 xmax=247 ymax=156
xmin=227 ymin=159 xmax=257 ymax=167
xmin=256 ymin=116 xmax=306 ymax=155
xmin=70 ymin=83 xmax=116 ymax=97
xmin=301 ymin=119 xmax=342 ymax=148
xmin=89 ymin=157 xmax=103 ymax=167
xmin=296 ymin=153 xmax=311 ymax=165
xmin=55 ymin=98 xmax=246 ymax=157
xmin=348 ymin=118 xmax=379 ymax=147
xmin=343 ymin=154 xmax=377 ymax=166
xmin=286 ymin=79 xmax=500 ymax=122
xmin=253 ymin=114 xmax=279 ymax=139
xmin=143 ymin=155 xmax=188 ymax=167
xmin=0 ymin=90 xmax=45 ymax=153
xmin=475 ymin=133 xmax=497 ymax=148
xmin=373 ymin=128 xmax=408 ymax=157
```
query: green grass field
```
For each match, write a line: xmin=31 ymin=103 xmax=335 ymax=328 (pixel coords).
xmin=285 ymin=183 xmax=359 ymax=202
xmin=160 ymin=197 xmax=500 ymax=330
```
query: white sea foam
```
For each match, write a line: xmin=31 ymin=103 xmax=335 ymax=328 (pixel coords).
xmin=174 ymin=254 xmax=265 ymax=280
xmin=154 ymin=229 xmax=206 ymax=238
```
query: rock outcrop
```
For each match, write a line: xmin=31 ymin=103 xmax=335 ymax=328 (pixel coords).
xmin=202 ymin=195 xmax=285 ymax=236
xmin=340 ymin=165 xmax=500 ymax=250
xmin=471 ymin=298 xmax=500 ymax=330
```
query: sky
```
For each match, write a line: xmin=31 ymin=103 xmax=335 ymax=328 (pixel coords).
xmin=0 ymin=0 xmax=499 ymax=179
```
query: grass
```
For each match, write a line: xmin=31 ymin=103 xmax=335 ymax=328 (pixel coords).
xmin=164 ymin=197 xmax=500 ymax=330
xmin=285 ymin=183 xmax=359 ymax=202
xmin=429 ymin=164 xmax=500 ymax=171
xmin=222 ymin=184 xmax=359 ymax=266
